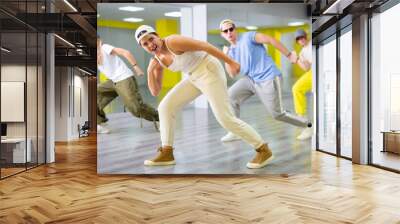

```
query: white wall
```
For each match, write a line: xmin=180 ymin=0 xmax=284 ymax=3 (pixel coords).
xmin=55 ymin=67 xmax=89 ymax=141
xmin=72 ymin=74 xmax=89 ymax=138
xmin=1 ymin=65 xmax=29 ymax=138
xmin=1 ymin=64 xmax=46 ymax=164
xmin=55 ymin=67 xmax=68 ymax=141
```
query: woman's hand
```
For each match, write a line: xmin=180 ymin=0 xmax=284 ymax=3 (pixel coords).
xmin=226 ymin=60 xmax=240 ymax=77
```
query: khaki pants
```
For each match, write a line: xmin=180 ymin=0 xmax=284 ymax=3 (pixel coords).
xmin=158 ymin=55 xmax=264 ymax=148
xmin=97 ymin=76 xmax=159 ymax=124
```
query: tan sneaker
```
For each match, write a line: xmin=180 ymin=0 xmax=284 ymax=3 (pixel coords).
xmin=246 ymin=144 xmax=274 ymax=169
xmin=144 ymin=146 xmax=176 ymax=166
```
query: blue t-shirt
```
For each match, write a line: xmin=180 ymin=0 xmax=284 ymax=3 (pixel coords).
xmin=228 ymin=31 xmax=281 ymax=82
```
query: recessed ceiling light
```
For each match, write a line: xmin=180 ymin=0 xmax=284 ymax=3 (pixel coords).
xmin=164 ymin=11 xmax=181 ymax=18
xmin=54 ymin=34 xmax=75 ymax=48
xmin=123 ymin=17 xmax=143 ymax=23
xmin=63 ymin=0 xmax=78 ymax=12
xmin=246 ymin=26 xmax=258 ymax=30
xmin=288 ymin=22 xmax=305 ymax=26
xmin=119 ymin=6 xmax=144 ymax=12
xmin=78 ymin=67 xmax=93 ymax=76
xmin=322 ymin=0 xmax=344 ymax=14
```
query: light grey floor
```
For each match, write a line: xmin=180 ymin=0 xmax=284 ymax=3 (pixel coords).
xmin=98 ymin=96 xmax=312 ymax=174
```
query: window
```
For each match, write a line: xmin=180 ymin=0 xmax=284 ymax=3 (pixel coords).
xmin=339 ymin=28 xmax=352 ymax=158
xmin=370 ymin=3 xmax=400 ymax=171
xmin=317 ymin=36 xmax=337 ymax=154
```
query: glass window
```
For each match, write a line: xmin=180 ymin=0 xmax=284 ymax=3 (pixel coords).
xmin=317 ymin=36 xmax=337 ymax=154
xmin=371 ymin=3 xmax=400 ymax=171
xmin=1 ymin=30 xmax=28 ymax=178
xmin=339 ymin=28 xmax=352 ymax=158
xmin=0 ymin=1 xmax=46 ymax=179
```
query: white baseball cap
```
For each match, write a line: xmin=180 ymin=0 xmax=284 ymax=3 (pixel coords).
xmin=135 ymin=25 xmax=156 ymax=44
xmin=219 ymin=19 xmax=235 ymax=30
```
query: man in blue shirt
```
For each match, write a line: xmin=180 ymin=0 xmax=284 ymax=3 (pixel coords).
xmin=220 ymin=19 xmax=312 ymax=142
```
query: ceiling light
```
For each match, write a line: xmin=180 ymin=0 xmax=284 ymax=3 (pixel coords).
xmin=246 ymin=26 xmax=258 ymax=30
xmin=322 ymin=0 xmax=349 ymax=15
xmin=1 ymin=47 xmax=11 ymax=53
xmin=164 ymin=11 xmax=181 ymax=18
xmin=288 ymin=22 xmax=305 ymax=26
xmin=54 ymin=34 xmax=75 ymax=48
xmin=119 ymin=6 xmax=144 ymax=12
xmin=123 ymin=17 xmax=143 ymax=23
xmin=78 ymin=68 xmax=93 ymax=76
xmin=63 ymin=0 xmax=78 ymax=12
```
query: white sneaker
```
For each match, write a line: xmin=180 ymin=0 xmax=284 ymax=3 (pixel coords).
xmin=220 ymin=132 xmax=241 ymax=142
xmin=297 ymin=127 xmax=313 ymax=140
xmin=97 ymin=124 xmax=110 ymax=134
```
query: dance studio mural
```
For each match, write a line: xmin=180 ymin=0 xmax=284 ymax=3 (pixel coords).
xmin=97 ymin=3 xmax=312 ymax=174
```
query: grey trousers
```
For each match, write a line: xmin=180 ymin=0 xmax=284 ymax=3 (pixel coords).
xmin=228 ymin=76 xmax=310 ymax=128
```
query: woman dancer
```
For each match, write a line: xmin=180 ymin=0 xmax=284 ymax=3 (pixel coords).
xmin=135 ymin=25 xmax=272 ymax=169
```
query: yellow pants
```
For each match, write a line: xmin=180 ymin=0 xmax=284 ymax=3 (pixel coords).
xmin=292 ymin=70 xmax=312 ymax=116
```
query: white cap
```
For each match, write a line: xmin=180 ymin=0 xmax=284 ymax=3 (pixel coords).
xmin=135 ymin=25 xmax=156 ymax=43
xmin=219 ymin=19 xmax=235 ymax=30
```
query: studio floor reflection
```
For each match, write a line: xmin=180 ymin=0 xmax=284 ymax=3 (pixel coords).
xmin=98 ymin=94 xmax=312 ymax=174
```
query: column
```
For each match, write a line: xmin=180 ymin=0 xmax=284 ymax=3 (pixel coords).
xmin=180 ymin=4 xmax=209 ymax=108
xmin=352 ymin=14 xmax=369 ymax=164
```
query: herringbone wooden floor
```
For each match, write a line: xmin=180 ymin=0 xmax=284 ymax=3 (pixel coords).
xmin=1 ymin=135 xmax=400 ymax=224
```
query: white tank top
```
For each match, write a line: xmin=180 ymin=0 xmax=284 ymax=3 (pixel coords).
xmin=155 ymin=37 xmax=207 ymax=74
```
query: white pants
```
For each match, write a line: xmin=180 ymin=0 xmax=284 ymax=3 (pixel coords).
xmin=158 ymin=55 xmax=264 ymax=149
